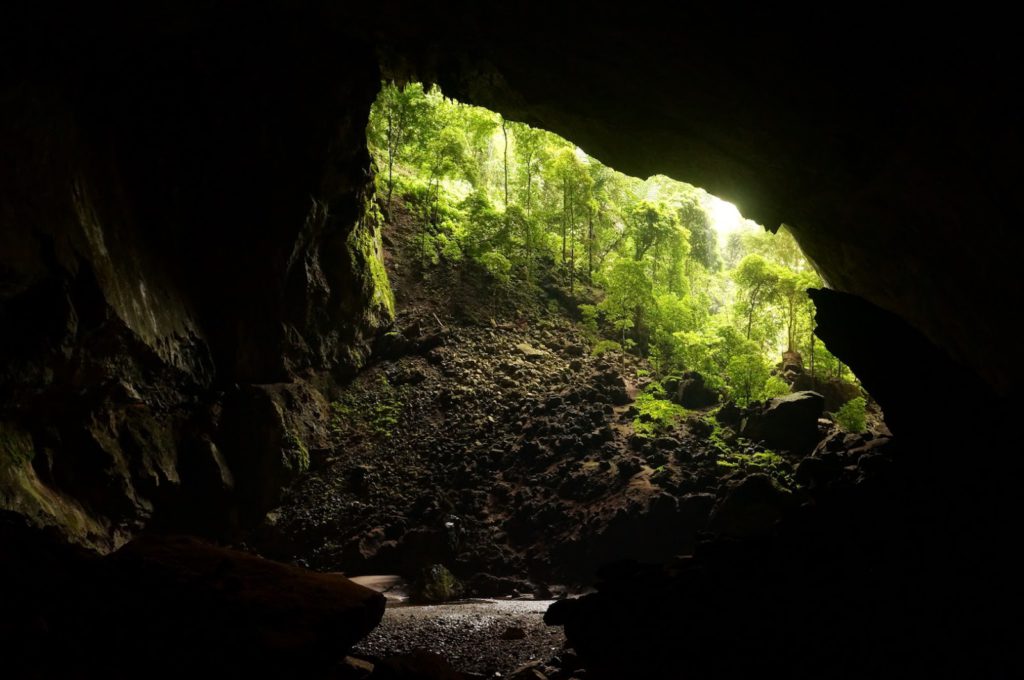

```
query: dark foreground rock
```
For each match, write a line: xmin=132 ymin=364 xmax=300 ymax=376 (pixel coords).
xmin=741 ymin=391 xmax=825 ymax=454
xmin=101 ymin=536 xmax=385 ymax=668
xmin=708 ymin=473 xmax=795 ymax=538
xmin=546 ymin=483 xmax=1018 ymax=678
xmin=3 ymin=528 xmax=385 ymax=677
xmin=370 ymin=651 xmax=467 ymax=680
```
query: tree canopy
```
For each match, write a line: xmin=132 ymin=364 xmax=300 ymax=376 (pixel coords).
xmin=367 ymin=81 xmax=855 ymax=407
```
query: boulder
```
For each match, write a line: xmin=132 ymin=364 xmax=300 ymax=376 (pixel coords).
xmin=670 ymin=371 xmax=719 ymax=409
xmin=708 ymin=474 xmax=796 ymax=538
xmin=794 ymin=455 xmax=843 ymax=488
xmin=790 ymin=375 xmax=861 ymax=412
xmin=516 ymin=342 xmax=548 ymax=360
xmin=741 ymin=391 xmax=825 ymax=454
xmin=69 ymin=535 xmax=385 ymax=676
xmin=510 ymin=661 xmax=548 ymax=679
xmin=715 ymin=401 xmax=744 ymax=428
xmin=410 ymin=563 xmax=463 ymax=603
xmin=371 ymin=650 xmax=466 ymax=679
xmin=467 ymin=573 xmax=535 ymax=597
xmin=218 ymin=382 xmax=330 ymax=525
xmin=500 ymin=625 xmax=528 ymax=640
xmin=781 ymin=350 xmax=804 ymax=375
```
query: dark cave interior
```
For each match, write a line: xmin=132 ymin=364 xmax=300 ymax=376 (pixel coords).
xmin=2 ymin=3 xmax=1022 ymax=678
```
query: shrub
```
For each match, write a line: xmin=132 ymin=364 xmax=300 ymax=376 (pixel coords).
xmin=833 ymin=396 xmax=867 ymax=433
xmin=477 ymin=250 xmax=512 ymax=286
xmin=411 ymin=564 xmax=463 ymax=603
xmin=762 ymin=375 xmax=792 ymax=399
xmin=724 ymin=352 xmax=770 ymax=407
xmin=592 ymin=339 xmax=622 ymax=356
xmin=633 ymin=383 xmax=688 ymax=438
xmin=578 ymin=304 xmax=599 ymax=339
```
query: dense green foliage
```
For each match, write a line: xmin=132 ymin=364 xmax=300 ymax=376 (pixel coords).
xmin=833 ymin=396 xmax=868 ymax=433
xmin=367 ymin=82 xmax=856 ymax=404
xmin=633 ymin=383 xmax=688 ymax=437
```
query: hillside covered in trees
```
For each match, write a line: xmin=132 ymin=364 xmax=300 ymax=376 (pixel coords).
xmin=368 ymin=82 xmax=862 ymax=412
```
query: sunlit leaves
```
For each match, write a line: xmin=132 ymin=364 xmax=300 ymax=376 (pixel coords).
xmin=365 ymin=80 xmax=858 ymax=406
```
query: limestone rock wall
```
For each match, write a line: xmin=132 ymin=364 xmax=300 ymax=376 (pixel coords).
xmin=1 ymin=4 xmax=392 ymax=549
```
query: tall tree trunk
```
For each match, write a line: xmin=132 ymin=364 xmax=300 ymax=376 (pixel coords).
xmin=561 ymin=184 xmax=568 ymax=264
xmin=525 ymin=156 xmax=533 ymax=215
xmin=810 ymin=331 xmax=816 ymax=381
xmin=502 ymin=118 xmax=509 ymax=208
xmin=569 ymin=190 xmax=576 ymax=293
xmin=787 ymin=298 xmax=797 ymax=352
xmin=386 ymin=110 xmax=395 ymax=213
xmin=746 ymin=284 xmax=763 ymax=340
xmin=587 ymin=209 xmax=594 ymax=282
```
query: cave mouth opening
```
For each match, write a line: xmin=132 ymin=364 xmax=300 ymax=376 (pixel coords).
xmin=254 ymin=80 xmax=888 ymax=642
xmin=2 ymin=9 xmax=1014 ymax=676
xmin=363 ymin=80 xmax=878 ymax=412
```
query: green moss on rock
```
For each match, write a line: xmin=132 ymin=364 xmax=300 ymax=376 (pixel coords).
xmin=348 ymin=196 xmax=395 ymax=326
xmin=0 ymin=423 xmax=35 ymax=468
xmin=283 ymin=430 xmax=311 ymax=474
xmin=411 ymin=564 xmax=463 ymax=603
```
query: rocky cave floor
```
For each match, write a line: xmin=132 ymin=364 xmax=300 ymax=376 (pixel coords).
xmin=237 ymin=204 xmax=896 ymax=678
xmin=354 ymin=598 xmax=566 ymax=678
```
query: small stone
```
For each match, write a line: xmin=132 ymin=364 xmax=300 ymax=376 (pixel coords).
xmin=510 ymin=660 xmax=548 ymax=679
xmin=338 ymin=656 xmax=374 ymax=679
xmin=516 ymin=343 xmax=548 ymax=360
xmin=499 ymin=625 xmax=527 ymax=640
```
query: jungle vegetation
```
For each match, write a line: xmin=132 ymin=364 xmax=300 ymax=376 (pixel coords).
xmin=367 ymin=82 xmax=857 ymax=408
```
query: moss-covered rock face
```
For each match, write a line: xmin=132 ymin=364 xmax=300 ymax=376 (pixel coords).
xmin=354 ymin=196 xmax=397 ymax=327
xmin=0 ymin=422 xmax=111 ymax=549
xmin=0 ymin=4 xmax=385 ymax=548
xmin=217 ymin=382 xmax=332 ymax=529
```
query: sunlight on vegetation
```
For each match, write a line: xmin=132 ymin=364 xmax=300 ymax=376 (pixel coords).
xmin=833 ymin=396 xmax=868 ymax=433
xmin=632 ymin=383 xmax=688 ymax=438
xmin=704 ymin=416 xmax=794 ymax=485
xmin=367 ymin=82 xmax=860 ymax=406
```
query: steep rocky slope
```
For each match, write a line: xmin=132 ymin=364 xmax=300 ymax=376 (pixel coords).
xmin=249 ymin=201 xmax=890 ymax=594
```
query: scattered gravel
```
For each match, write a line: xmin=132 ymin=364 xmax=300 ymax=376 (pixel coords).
xmin=354 ymin=599 xmax=565 ymax=677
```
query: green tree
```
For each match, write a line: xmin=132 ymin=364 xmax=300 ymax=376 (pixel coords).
xmin=452 ymin=104 xmax=499 ymax=189
xmin=629 ymin=201 xmax=675 ymax=262
xmin=724 ymin=349 xmax=771 ymax=407
xmin=511 ymin=122 xmax=548 ymax=215
xmin=368 ymin=82 xmax=430 ymax=213
xmin=678 ymin=195 xmax=719 ymax=271
xmin=550 ymin=148 xmax=594 ymax=290
xmin=777 ymin=269 xmax=822 ymax=353
xmin=732 ymin=254 xmax=782 ymax=342
xmin=599 ymin=258 xmax=653 ymax=352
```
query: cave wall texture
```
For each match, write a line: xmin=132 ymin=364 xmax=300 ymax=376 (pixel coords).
xmin=2 ymin=2 xmax=1018 ymax=547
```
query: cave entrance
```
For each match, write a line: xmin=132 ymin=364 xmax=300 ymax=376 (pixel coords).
xmin=254 ymin=81 xmax=887 ymax=674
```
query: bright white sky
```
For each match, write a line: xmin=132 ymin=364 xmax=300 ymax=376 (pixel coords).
xmin=703 ymin=194 xmax=757 ymax=247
